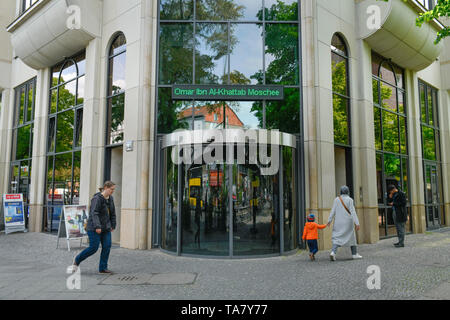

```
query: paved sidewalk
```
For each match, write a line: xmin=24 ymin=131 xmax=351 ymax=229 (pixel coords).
xmin=0 ymin=229 xmax=449 ymax=300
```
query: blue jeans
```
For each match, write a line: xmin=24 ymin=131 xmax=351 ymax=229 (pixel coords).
xmin=75 ymin=230 xmax=112 ymax=272
xmin=307 ymin=240 xmax=318 ymax=255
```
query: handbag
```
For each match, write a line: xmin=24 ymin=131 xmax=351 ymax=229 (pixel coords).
xmin=339 ymin=196 xmax=352 ymax=215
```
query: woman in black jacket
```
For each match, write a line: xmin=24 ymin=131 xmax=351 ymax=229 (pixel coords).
xmin=72 ymin=181 xmax=117 ymax=274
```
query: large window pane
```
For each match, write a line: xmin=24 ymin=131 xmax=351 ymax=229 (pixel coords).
xmin=158 ymin=88 xmax=192 ymax=134
xmin=107 ymin=94 xmax=125 ymax=145
xmin=265 ymin=24 xmax=299 ymax=85
xmin=15 ymin=125 xmax=32 ymax=160
xmin=265 ymin=88 xmax=300 ymax=134
xmin=58 ymin=80 xmax=77 ymax=111
xmin=109 ymin=53 xmax=127 ymax=94
xmin=230 ymin=24 xmax=263 ymax=85
xmin=160 ymin=0 xmax=193 ymax=20
xmin=422 ymin=126 xmax=436 ymax=161
xmin=196 ymin=0 xmax=252 ymax=21
xmin=159 ymin=23 xmax=194 ymax=84
xmin=56 ymin=111 xmax=74 ymax=153
xmin=162 ymin=147 xmax=178 ymax=252
xmin=382 ymin=110 xmax=399 ymax=153
xmin=331 ymin=53 xmax=347 ymax=96
xmin=53 ymin=153 xmax=73 ymax=205
xmin=400 ymin=116 xmax=407 ymax=155
xmin=380 ymin=82 xmax=397 ymax=112
xmin=265 ymin=0 xmax=298 ymax=21
xmin=195 ymin=23 xmax=228 ymax=84
xmin=374 ymin=107 xmax=382 ymax=150
xmin=333 ymin=94 xmax=349 ymax=145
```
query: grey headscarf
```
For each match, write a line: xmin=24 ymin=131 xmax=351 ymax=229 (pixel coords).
xmin=340 ymin=186 xmax=350 ymax=196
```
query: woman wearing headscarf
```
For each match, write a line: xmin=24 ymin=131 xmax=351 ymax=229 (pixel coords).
xmin=327 ymin=186 xmax=362 ymax=261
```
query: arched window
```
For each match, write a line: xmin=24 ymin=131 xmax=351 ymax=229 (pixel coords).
xmin=104 ymin=33 xmax=126 ymax=182
xmin=372 ymin=52 xmax=410 ymax=238
xmin=45 ymin=51 xmax=86 ymax=232
xmin=331 ymin=33 xmax=353 ymax=197
xmin=106 ymin=33 xmax=126 ymax=147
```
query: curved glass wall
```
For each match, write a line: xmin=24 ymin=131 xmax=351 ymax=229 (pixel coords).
xmin=161 ymin=131 xmax=297 ymax=257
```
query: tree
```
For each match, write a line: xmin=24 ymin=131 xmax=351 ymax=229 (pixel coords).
xmin=379 ymin=0 xmax=449 ymax=44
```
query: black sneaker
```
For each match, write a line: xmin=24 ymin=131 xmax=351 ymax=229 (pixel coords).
xmin=393 ymin=242 xmax=399 ymax=246
xmin=394 ymin=243 xmax=404 ymax=248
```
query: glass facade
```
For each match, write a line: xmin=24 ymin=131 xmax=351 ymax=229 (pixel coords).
xmin=10 ymin=78 xmax=36 ymax=228
xmin=372 ymin=52 xmax=411 ymax=238
xmin=44 ymin=52 xmax=85 ymax=232
xmin=157 ymin=0 xmax=301 ymax=256
xmin=419 ymin=81 xmax=445 ymax=228
xmin=158 ymin=0 xmax=301 ymax=135
xmin=161 ymin=141 xmax=297 ymax=256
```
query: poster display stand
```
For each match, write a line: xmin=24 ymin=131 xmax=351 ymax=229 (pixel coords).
xmin=56 ymin=205 xmax=89 ymax=252
xmin=2 ymin=194 xmax=26 ymax=235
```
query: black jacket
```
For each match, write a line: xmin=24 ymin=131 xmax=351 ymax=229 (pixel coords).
xmin=391 ymin=190 xmax=407 ymax=223
xmin=86 ymin=192 xmax=117 ymax=232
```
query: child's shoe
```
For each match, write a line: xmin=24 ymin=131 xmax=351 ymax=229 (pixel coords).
xmin=309 ymin=253 xmax=314 ymax=261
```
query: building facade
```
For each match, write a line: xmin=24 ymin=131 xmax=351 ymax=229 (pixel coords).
xmin=0 ymin=0 xmax=449 ymax=256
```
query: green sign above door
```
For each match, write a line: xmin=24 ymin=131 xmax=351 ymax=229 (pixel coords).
xmin=172 ymin=85 xmax=284 ymax=101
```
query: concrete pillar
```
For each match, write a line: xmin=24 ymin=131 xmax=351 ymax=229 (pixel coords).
xmin=28 ymin=69 xmax=49 ymax=232
xmin=406 ymin=71 xmax=427 ymax=233
xmin=119 ymin=0 xmax=155 ymax=250
xmin=352 ymin=40 xmax=379 ymax=244
xmin=80 ymin=38 xmax=103 ymax=212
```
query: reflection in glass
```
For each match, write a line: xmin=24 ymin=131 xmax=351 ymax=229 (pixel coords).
xmin=15 ymin=125 xmax=32 ymax=161
xmin=283 ymin=147 xmax=296 ymax=251
xmin=50 ymin=89 xmax=57 ymax=114
xmin=18 ymin=87 xmax=25 ymax=125
xmin=56 ymin=111 xmax=74 ymax=153
xmin=379 ymin=62 xmax=396 ymax=85
xmin=265 ymin=24 xmax=299 ymax=85
xmin=333 ymin=94 xmax=349 ymax=145
xmin=27 ymin=81 xmax=34 ymax=122
xmin=233 ymin=160 xmax=279 ymax=256
xmin=420 ymin=84 xmax=426 ymax=123
xmin=376 ymin=153 xmax=383 ymax=203
xmin=75 ymin=109 xmax=83 ymax=147
xmin=60 ymin=60 xmax=77 ymax=84
xmin=107 ymin=94 xmax=125 ymax=145
xmin=374 ymin=107 xmax=381 ymax=150
xmin=181 ymin=162 xmax=230 ymax=256
xmin=159 ymin=23 xmax=194 ymax=84
xmin=162 ymin=147 xmax=178 ymax=252
xmin=400 ymin=117 xmax=407 ymax=155
xmin=422 ymin=126 xmax=436 ymax=160
xmin=77 ymin=76 xmax=85 ymax=106
xmin=384 ymin=153 xmax=401 ymax=186
xmin=380 ymin=82 xmax=397 ymax=112
xmin=109 ymin=53 xmax=127 ymax=94
xmin=58 ymin=81 xmax=77 ymax=111
xmin=48 ymin=117 xmax=56 ymax=152
xmin=195 ymin=23 xmax=228 ymax=84
xmin=53 ymin=153 xmax=73 ymax=205
xmin=372 ymin=79 xmax=379 ymax=105
xmin=331 ymin=53 xmax=347 ymax=96
xmin=382 ymin=110 xmax=399 ymax=153
xmin=230 ymin=24 xmax=263 ymax=85
xmin=158 ymin=88 xmax=191 ymax=133
xmin=264 ymin=0 xmax=298 ymax=21
xmin=160 ymin=0 xmax=193 ymax=20
xmin=196 ymin=0 xmax=246 ymax=20
xmin=72 ymin=152 xmax=81 ymax=204
xmin=263 ymin=88 xmax=300 ymax=134
xmin=109 ymin=33 xmax=126 ymax=56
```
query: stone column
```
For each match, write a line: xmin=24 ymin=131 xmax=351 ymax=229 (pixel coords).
xmin=406 ymin=71 xmax=427 ymax=233
xmin=79 ymin=38 xmax=102 ymax=213
xmin=28 ymin=69 xmax=49 ymax=232
xmin=352 ymin=40 xmax=379 ymax=244
xmin=119 ymin=0 xmax=154 ymax=250
xmin=0 ymin=89 xmax=12 ymax=229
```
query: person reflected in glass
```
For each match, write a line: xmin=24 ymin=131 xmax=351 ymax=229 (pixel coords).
xmin=71 ymin=181 xmax=117 ymax=274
